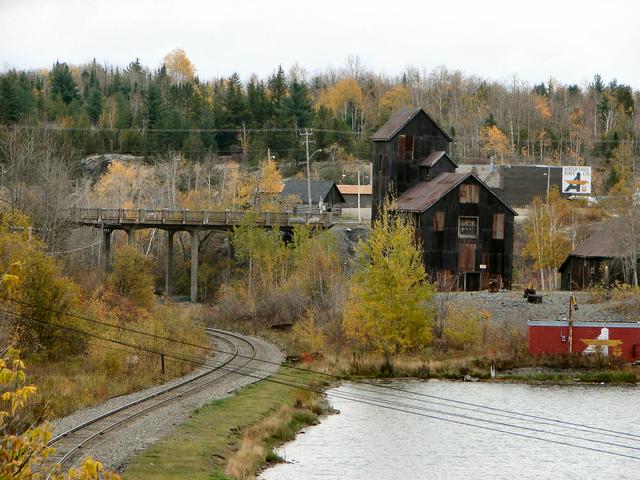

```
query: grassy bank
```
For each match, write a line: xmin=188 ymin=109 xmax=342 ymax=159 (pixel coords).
xmin=125 ymin=368 xmax=330 ymax=480
xmin=310 ymin=352 xmax=640 ymax=384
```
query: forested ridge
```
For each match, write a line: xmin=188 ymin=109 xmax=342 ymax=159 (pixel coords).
xmin=0 ymin=50 xmax=638 ymax=170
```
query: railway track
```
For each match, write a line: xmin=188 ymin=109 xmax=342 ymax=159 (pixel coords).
xmin=46 ymin=328 xmax=259 ymax=474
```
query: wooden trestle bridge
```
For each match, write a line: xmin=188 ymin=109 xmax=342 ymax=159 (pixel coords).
xmin=63 ymin=208 xmax=336 ymax=302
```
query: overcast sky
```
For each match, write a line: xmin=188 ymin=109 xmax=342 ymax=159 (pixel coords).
xmin=1 ymin=0 xmax=639 ymax=88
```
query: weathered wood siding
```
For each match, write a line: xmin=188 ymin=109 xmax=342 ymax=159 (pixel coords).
xmin=560 ymin=256 xmax=625 ymax=290
xmin=372 ymin=111 xmax=451 ymax=219
xmin=415 ymin=176 xmax=515 ymax=289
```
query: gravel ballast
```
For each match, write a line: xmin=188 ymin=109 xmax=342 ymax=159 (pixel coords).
xmin=51 ymin=331 xmax=283 ymax=472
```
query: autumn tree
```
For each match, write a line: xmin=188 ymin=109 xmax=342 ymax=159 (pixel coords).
xmin=0 ymin=211 xmax=85 ymax=358
xmin=523 ymin=188 xmax=572 ymax=290
xmin=108 ymin=245 xmax=155 ymax=309
xmin=343 ymin=204 xmax=434 ymax=367
xmin=163 ymin=48 xmax=196 ymax=85
xmin=479 ymin=125 xmax=511 ymax=163
xmin=380 ymin=85 xmax=411 ymax=116
xmin=0 ymin=348 xmax=121 ymax=479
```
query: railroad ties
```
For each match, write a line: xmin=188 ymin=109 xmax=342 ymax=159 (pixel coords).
xmin=45 ymin=330 xmax=258 ymax=474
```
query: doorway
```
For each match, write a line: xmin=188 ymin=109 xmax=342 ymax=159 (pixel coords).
xmin=463 ymin=272 xmax=481 ymax=291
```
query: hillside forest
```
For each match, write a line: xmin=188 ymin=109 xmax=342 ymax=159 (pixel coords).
xmin=0 ymin=49 xmax=638 ymax=170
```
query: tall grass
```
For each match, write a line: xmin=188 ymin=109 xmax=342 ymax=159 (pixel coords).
xmin=27 ymin=301 xmax=209 ymax=418
xmin=224 ymin=390 xmax=329 ymax=480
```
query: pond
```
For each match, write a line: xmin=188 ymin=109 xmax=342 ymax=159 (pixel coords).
xmin=259 ymin=380 xmax=640 ymax=480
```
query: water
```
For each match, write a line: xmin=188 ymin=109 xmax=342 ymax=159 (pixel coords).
xmin=259 ymin=380 xmax=640 ymax=480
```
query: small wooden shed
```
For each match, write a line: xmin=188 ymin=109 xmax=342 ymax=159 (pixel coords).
xmin=558 ymin=221 xmax=634 ymax=289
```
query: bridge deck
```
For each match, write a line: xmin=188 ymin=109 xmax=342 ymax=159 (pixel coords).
xmin=63 ymin=208 xmax=334 ymax=230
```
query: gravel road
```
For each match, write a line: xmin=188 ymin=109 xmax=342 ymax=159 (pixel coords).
xmin=442 ymin=290 xmax=628 ymax=325
xmin=51 ymin=331 xmax=283 ymax=472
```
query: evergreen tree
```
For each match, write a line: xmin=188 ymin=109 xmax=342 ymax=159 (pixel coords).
xmin=281 ymin=79 xmax=313 ymax=129
xmin=247 ymin=78 xmax=272 ymax=127
xmin=143 ymin=82 xmax=163 ymax=129
xmin=268 ymin=66 xmax=287 ymax=111
xmin=115 ymin=92 xmax=133 ymax=129
xmin=85 ymin=87 xmax=103 ymax=124
xmin=50 ymin=61 xmax=79 ymax=105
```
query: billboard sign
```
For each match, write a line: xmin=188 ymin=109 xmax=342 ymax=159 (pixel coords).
xmin=562 ymin=166 xmax=591 ymax=194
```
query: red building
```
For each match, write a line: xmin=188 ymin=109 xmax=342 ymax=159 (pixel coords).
xmin=528 ymin=321 xmax=640 ymax=362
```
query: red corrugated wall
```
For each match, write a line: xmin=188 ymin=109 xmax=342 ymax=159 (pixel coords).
xmin=528 ymin=322 xmax=640 ymax=362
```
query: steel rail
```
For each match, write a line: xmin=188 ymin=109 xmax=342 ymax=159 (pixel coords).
xmin=47 ymin=329 xmax=258 ymax=474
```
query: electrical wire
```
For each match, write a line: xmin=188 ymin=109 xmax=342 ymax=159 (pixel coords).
xmin=3 ymin=294 xmax=639 ymax=442
xmin=9 ymin=308 xmax=639 ymax=460
xmin=4 ymin=301 xmax=640 ymax=455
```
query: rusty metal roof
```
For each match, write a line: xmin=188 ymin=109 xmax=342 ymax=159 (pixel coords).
xmin=371 ymin=107 xmax=453 ymax=142
xmin=419 ymin=150 xmax=458 ymax=168
xmin=397 ymin=173 xmax=467 ymax=212
xmin=397 ymin=172 xmax=517 ymax=214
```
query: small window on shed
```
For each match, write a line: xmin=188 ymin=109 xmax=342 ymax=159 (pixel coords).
xmin=492 ymin=213 xmax=505 ymax=240
xmin=434 ymin=211 xmax=445 ymax=231
xmin=458 ymin=216 xmax=479 ymax=238
xmin=397 ymin=134 xmax=414 ymax=160
xmin=459 ymin=184 xmax=479 ymax=203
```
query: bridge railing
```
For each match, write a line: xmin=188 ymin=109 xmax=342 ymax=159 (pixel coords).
xmin=63 ymin=208 xmax=334 ymax=228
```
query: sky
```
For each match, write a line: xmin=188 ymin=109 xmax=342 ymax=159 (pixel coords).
xmin=1 ymin=0 xmax=639 ymax=88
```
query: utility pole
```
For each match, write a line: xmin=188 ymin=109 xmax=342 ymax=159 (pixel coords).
xmin=301 ymin=129 xmax=313 ymax=213
xmin=357 ymin=168 xmax=362 ymax=223
xmin=546 ymin=164 xmax=551 ymax=199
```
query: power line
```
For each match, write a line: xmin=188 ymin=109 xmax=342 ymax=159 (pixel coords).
xmin=3 ymin=295 xmax=639 ymax=442
xmin=7 ymin=307 xmax=640 ymax=461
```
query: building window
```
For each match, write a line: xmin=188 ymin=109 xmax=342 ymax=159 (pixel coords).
xmin=459 ymin=184 xmax=479 ymax=203
xmin=458 ymin=216 xmax=479 ymax=238
xmin=398 ymin=134 xmax=414 ymax=160
xmin=492 ymin=213 xmax=505 ymax=239
xmin=434 ymin=211 xmax=445 ymax=231
xmin=377 ymin=153 xmax=383 ymax=174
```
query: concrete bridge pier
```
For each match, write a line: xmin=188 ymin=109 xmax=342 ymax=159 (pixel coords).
xmin=165 ymin=231 xmax=174 ymax=296
xmin=126 ymin=228 xmax=136 ymax=245
xmin=102 ymin=229 xmax=112 ymax=270
xmin=190 ymin=229 xmax=199 ymax=302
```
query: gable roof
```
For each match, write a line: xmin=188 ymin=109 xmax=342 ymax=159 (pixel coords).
xmin=371 ymin=107 xmax=454 ymax=142
xmin=396 ymin=172 xmax=517 ymax=215
xmin=558 ymin=220 xmax=627 ymax=270
xmin=419 ymin=150 xmax=458 ymax=168
xmin=280 ymin=180 xmax=346 ymax=204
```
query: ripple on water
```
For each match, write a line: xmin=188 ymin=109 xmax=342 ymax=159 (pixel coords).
xmin=259 ymin=380 xmax=640 ymax=480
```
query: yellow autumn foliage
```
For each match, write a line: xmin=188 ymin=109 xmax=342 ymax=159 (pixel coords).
xmin=343 ymin=204 xmax=434 ymax=359
xmin=0 ymin=348 xmax=121 ymax=479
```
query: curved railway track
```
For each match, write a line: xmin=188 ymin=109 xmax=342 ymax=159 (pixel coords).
xmin=46 ymin=329 xmax=259 ymax=474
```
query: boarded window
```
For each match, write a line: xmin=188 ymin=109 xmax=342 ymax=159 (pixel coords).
xmin=492 ymin=213 xmax=505 ymax=239
xmin=458 ymin=242 xmax=476 ymax=271
xmin=459 ymin=184 xmax=480 ymax=203
xmin=433 ymin=211 xmax=445 ymax=231
xmin=458 ymin=216 xmax=479 ymax=238
xmin=397 ymin=134 xmax=414 ymax=160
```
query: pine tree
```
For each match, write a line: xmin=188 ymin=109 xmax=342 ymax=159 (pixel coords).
xmin=281 ymin=79 xmax=313 ymax=129
xmin=86 ymin=87 xmax=103 ymax=124
xmin=50 ymin=61 xmax=79 ymax=105
xmin=268 ymin=66 xmax=287 ymax=110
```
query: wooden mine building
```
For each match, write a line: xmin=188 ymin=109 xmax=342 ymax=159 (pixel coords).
xmin=371 ymin=107 xmax=516 ymax=290
xmin=558 ymin=220 xmax=637 ymax=290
